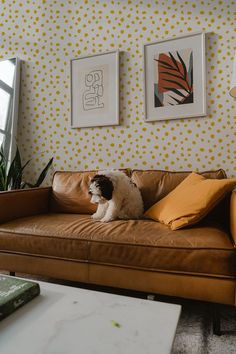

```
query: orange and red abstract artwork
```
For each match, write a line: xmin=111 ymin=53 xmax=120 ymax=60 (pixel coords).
xmin=154 ymin=49 xmax=193 ymax=107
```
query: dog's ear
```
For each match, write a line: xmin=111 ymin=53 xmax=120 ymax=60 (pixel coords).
xmin=95 ymin=175 xmax=113 ymax=200
xmin=101 ymin=180 xmax=113 ymax=200
xmin=90 ymin=174 xmax=101 ymax=183
xmin=88 ymin=175 xmax=98 ymax=186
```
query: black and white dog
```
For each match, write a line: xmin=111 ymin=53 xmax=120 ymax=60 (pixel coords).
xmin=88 ymin=170 xmax=143 ymax=222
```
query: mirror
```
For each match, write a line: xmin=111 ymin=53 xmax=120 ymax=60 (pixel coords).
xmin=0 ymin=57 xmax=20 ymax=161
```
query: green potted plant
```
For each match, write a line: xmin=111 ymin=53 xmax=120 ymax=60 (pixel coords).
xmin=0 ymin=145 xmax=53 ymax=191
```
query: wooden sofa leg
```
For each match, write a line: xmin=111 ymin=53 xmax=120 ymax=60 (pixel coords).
xmin=212 ymin=304 xmax=221 ymax=336
xmin=9 ymin=271 xmax=15 ymax=276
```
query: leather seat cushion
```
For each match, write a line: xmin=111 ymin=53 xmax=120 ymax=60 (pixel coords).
xmin=0 ymin=213 xmax=235 ymax=277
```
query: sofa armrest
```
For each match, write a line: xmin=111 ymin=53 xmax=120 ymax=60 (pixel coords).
xmin=230 ymin=190 xmax=236 ymax=246
xmin=0 ymin=187 xmax=51 ymax=224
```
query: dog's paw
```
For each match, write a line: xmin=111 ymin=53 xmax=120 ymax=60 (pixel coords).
xmin=100 ymin=217 xmax=113 ymax=223
xmin=91 ymin=213 xmax=101 ymax=220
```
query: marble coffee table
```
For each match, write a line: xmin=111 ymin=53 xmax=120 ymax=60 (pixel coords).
xmin=0 ymin=278 xmax=181 ymax=354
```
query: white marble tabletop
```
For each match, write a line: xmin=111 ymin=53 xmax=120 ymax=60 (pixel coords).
xmin=0 ymin=277 xmax=181 ymax=354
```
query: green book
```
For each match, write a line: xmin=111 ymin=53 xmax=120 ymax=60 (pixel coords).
xmin=0 ymin=275 xmax=40 ymax=320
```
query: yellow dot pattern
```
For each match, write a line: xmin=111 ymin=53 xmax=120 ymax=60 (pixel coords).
xmin=0 ymin=0 xmax=235 ymax=183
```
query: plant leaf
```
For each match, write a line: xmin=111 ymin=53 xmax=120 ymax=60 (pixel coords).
xmin=168 ymin=52 xmax=179 ymax=70
xmin=188 ymin=51 xmax=193 ymax=88
xmin=21 ymin=159 xmax=31 ymax=173
xmin=0 ymin=143 xmax=54 ymax=190
xmin=12 ymin=159 xmax=31 ymax=189
xmin=14 ymin=147 xmax=23 ymax=189
xmin=0 ymin=146 xmax=7 ymax=190
xmin=0 ymin=145 xmax=6 ymax=167
xmin=154 ymin=59 xmax=175 ymax=70
xmin=190 ymin=68 xmax=193 ymax=89
xmin=168 ymin=95 xmax=184 ymax=104
xmin=154 ymin=83 xmax=163 ymax=107
xmin=20 ymin=181 xmax=27 ymax=189
xmin=162 ymin=78 xmax=190 ymax=93
xmin=158 ymin=64 xmax=179 ymax=72
xmin=160 ymin=71 xmax=185 ymax=80
xmin=31 ymin=157 xmax=53 ymax=188
xmin=6 ymin=159 xmax=16 ymax=189
xmin=163 ymin=87 xmax=187 ymax=98
xmin=154 ymin=92 xmax=163 ymax=107
xmin=7 ymin=147 xmax=23 ymax=189
xmin=176 ymin=51 xmax=188 ymax=81
xmin=0 ymin=164 xmax=6 ymax=190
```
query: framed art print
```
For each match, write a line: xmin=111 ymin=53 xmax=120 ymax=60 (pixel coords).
xmin=71 ymin=50 xmax=119 ymax=128
xmin=143 ymin=32 xmax=206 ymax=122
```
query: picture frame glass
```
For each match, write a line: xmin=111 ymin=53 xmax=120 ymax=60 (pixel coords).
xmin=71 ymin=51 xmax=119 ymax=128
xmin=144 ymin=33 xmax=206 ymax=121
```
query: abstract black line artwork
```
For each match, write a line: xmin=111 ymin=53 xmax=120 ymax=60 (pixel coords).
xmin=71 ymin=50 xmax=119 ymax=127
xmin=82 ymin=70 xmax=104 ymax=111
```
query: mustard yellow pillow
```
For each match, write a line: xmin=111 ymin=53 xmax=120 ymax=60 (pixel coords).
xmin=144 ymin=172 xmax=236 ymax=230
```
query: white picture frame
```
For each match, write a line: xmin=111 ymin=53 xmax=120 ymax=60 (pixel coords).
xmin=143 ymin=32 xmax=206 ymax=122
xmin=71 ymin=50 xmax=119 ymax=128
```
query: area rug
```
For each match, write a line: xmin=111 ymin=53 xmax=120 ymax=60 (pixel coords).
xmin=1 ymin=271 xmax=236 ymax=353
xmin=172 ymin=299 xmax=236 ymax=354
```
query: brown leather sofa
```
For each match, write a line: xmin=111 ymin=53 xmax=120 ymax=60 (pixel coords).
xmin=0 ymin=169 xmax=235 ymax=306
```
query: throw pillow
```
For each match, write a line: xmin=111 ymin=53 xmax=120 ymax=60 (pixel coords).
xmin=144 ymin=172 xmax=236 ymax=230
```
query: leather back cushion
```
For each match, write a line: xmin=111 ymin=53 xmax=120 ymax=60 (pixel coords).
xmin=50 ymin=169 xmax=130 ymax=214
xmin=131 ymin=169 xmax=227 ymax=211
xmin=50 ymin=171 xmax=97 ymax=214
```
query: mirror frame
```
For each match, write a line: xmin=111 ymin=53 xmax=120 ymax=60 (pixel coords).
xmin=0 ymin=57 xmax=21 ymax=162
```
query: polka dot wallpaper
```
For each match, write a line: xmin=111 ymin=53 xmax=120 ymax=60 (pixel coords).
xmin=0 ymin=0 xmax=235 ymax=184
